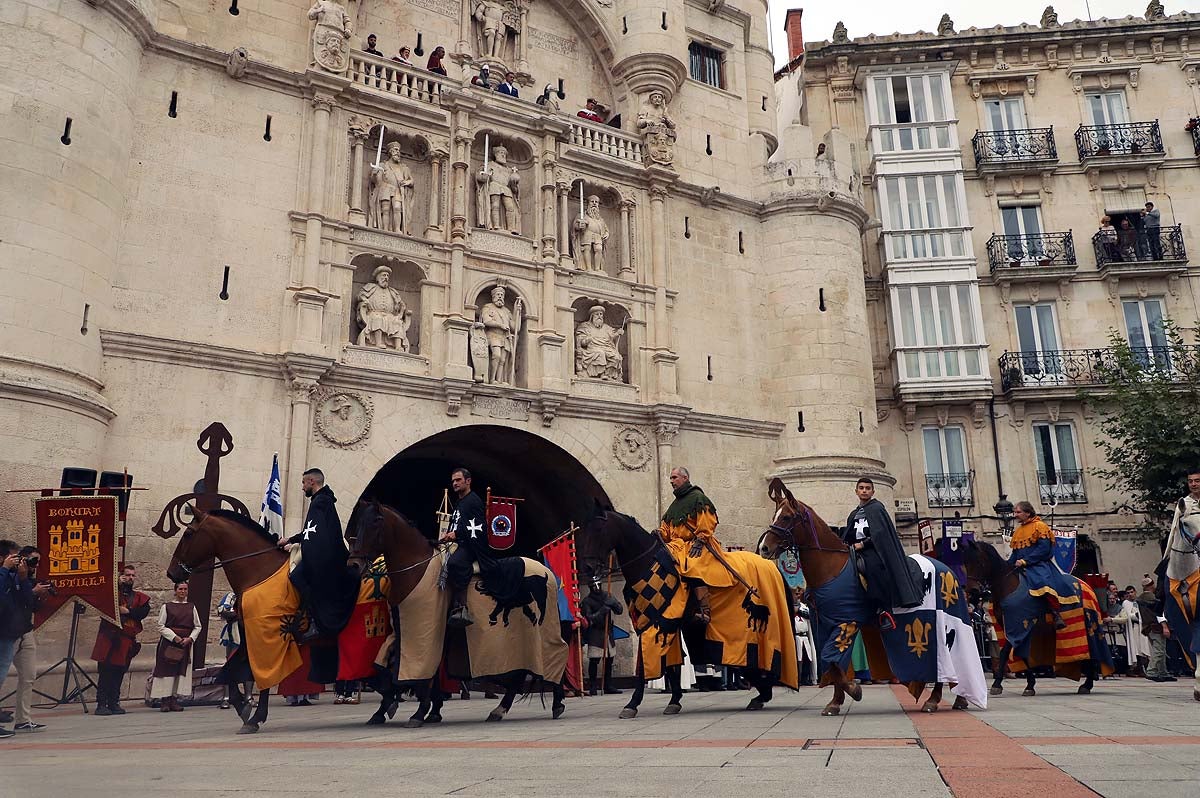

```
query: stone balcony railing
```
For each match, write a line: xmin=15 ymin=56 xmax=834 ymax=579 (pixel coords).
xmin=349 ymin=52 xmax=449 ymax=106
xmin=569 ymin=116 xmax=643 ymax=165
xmin=972 ymin=127 xmax=1058 ymax=168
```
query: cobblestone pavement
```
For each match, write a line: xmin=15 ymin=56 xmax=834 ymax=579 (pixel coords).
xmin=4 ymin=678 xmax=1198 ymax=797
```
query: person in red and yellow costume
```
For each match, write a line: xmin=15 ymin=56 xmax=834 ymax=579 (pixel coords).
xmin=1009 ymin=501 xmax=1081 ymax=629
xmin=91 ymin=564 xmax=152 ymax=716
xmin=659 ymin=467 xmax=739 ymax=624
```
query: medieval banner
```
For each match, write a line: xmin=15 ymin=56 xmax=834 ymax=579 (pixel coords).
xmin=539 ymin=529 xmax=580 ymax=621
xmin=32 ymin=495 xmax=120 ymax=628
xmin=486 ymin=494 xmax=518 ymax=551
xmin=1053 ymin=527 xmax=1078 ymax=575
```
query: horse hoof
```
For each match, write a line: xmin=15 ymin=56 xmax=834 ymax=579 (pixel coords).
xmin=366 ymin=714 xmax=386 ymax=726
xmin=486 ymin=710 xmax=506 ymax=722
xmin=1194 ymin=689 xmax=1200 ymax=703
xmin=1021 ymin=688 xmax=1036 ymax=697
xmin=952 ymin=697 xmax=969 ymax=711
xmin=663 ymin=703 xmax=681 ymax=716
xmin=237 ymin=723 xmax=259 ymax=735
xmin=989 ymin=686 xmax=1003 ymax=696
xmin=846 ymin=682 xmax=863 ymax=702
xmin=1077 ymin=685 xmax=1092 ymax=695
xmin=386 ymin=701 xmax=400 ymax=719
xmin=921 ymin=702 xmax=938 ymax=714
xmin=747 ymin=698 xmax=765 ymax=711
xmin=618 ymin=708 xmax=638 ymax=720
xmin=426 ymin=713 xmax=442 ymax=724
xmin=403 ymin=719 xmax=424 ymax=729
xmin=821 ymin=705 xmax=841 ymax=716
xmin=552 ymin=703 xmax=566 ymax=719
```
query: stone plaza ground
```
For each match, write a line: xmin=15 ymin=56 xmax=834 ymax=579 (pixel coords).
xmin=4 ymin=678 xmax=1198 ymax=797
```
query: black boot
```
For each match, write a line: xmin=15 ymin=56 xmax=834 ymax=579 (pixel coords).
xmin=94 ymin=700 xmax=113 ymax=716
xmin=448 ymin=587 xmax=474 ymax=628
xmin=603 ymin=658 xmax=622 ymax=694
xmin=587 ymin=658 xmax=599 ymax=696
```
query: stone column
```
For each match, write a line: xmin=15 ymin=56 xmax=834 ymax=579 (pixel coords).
xmin=448 ymin=129 xmax=472 ymax=243
xmin=426 ymin=148 xmax=448 ymax=239
xmin=648 ymin=184 xmax=669 ymax=348
xmin=347 ymin=122 xmax=368 ymax=225
xmin=619 ymin=198 xmax=635 ymax=280
xmin=518 ymin=5 xmax=530 ymax=73
xmin=653 ymin=420 xmax=679 ymax=519
xmin=284 ymin=377 xmax=318 ymax=519
xmin=302 ymin=94 xmax=335 ymax=290
xmin=557 ymin=178 xmax=571 ymax=266
xmin=540 ymin=155 xmax=558 ymax=262
xmin=457 ymin=1 xmax=472 ymax=57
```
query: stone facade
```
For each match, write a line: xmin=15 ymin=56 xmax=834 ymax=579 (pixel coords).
xmin=799 ymin=6 xmax=1200 ymax=582
xmin=1 ymin=0 xmax=877 ymax=665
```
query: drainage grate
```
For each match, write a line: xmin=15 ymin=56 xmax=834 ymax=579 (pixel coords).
xmin=803 ymin=738 xmax=924 ymax=750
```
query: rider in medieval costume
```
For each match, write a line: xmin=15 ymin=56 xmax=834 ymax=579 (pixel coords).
xmin=1163 ymin=470 xmax=1200 ymax=698
xmin=441 ymin=467 xmax=490 ymax=627
xmin=282 ymin=468 xmax=358 ymax=640
xmin=842 ymin=477 xmax=923 ymax=630
xmin=659 ymin=467 xmax=738 ymax=624
xmin=1008 ymin=501 xmax=1080 ymax=630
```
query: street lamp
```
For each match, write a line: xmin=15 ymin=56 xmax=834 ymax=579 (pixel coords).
xmin=993 ymin=494 xmax=1015 ymax=535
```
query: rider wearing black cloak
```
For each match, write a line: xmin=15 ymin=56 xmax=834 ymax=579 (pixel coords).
xmin=441 ymin=467 xmax=490 ymax=627
xmin=284 ymin=468 xmax=358 ymax=639
xmin=842 ymin=477 xmax=924 ymax=629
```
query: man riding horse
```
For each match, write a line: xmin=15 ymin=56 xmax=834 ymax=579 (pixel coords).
xmin=842 ymin=477 xmax=923 ymax=631
xmin=1164 ymin=469 xmax=1200 ymax=700
xmin=440 ymin=467 xmax=490 ymax=627
xmin=659 ymin=467 xmax=740 ymax=623
xmin=1008 ymin=501 xmax=1080 ymax=630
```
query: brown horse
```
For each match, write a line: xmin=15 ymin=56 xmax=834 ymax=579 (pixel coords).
xmin=346 ymin=500 xmax=567 ymax=726
xmin=760 ymin=479 xmax=969 ymax=715
xmin=166 ymin=509 xmax=400 ymax=733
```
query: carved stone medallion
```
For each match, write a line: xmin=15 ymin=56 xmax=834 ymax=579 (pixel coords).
xmin=612 ymin=426 xmax=652 ymax=471
xmin=313 ymin=388 xmax=373 ymax=448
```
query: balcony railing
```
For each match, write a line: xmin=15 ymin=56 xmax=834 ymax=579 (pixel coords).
xmin=1074 ymin=121 xmax=1163 ymax=160
xmin=1191 ymin=120 xmax=1200 ymax=156
xmin=998 ymin=345 xmax=1200 ymax=391
xmin=1091 ymin=224 xmax=1186 ymax=268
xmin=1038 ymin=469 xmax=1087 ymax=504
xmin=350 ymin=52 xmax=448 ymax=105
xmin=926 ymin=472 xmax=974 ymax=508
xmin=986 ymin=232 xmax=1076 ymax=273
xmin=972 ymin=127 xmax=1058 ymax=166
xmin=569 ymin=117 xmax=643 ymax=164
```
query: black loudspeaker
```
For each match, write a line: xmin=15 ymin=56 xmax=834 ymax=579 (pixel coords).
xmin=59 ymin=467 xmax=97 ymax=495
xmin=99 ymin=471 xmax=134 ymax=515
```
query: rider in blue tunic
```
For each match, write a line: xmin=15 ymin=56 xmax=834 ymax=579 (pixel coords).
xmin=1008 ymin=501 xmax=1080 ymax=629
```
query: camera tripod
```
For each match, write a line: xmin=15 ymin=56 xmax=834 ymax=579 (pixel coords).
xmin=31 ymin=603 xmax=98 ymax=711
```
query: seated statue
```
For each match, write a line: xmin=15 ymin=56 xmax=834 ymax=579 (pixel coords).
xmin=357 ymin=265 xmax=412 ymax=351
xmin=574 ymin=306 xmax=623 ymax=382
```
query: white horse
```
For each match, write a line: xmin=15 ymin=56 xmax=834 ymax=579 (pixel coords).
xmin=1169 ymin=500 xmax=1200 ymax=702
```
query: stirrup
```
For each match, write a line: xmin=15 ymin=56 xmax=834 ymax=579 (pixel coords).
xmin=877 ymin=611 xmax=896 ymax=632
xmin=448 ymin=605 xmax=474 ymax=628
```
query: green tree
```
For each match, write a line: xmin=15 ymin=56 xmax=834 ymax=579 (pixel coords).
xmin=1084 ymin=320 xmax=1200 ymax=535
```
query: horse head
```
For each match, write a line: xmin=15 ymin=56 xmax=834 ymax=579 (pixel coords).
xmin=938 ymin=538 xmax=1004 ymax=603
xmin=760 ymin=478 xmax=805 ymax=558
xmin=347 ymin=498 xmax=386 ymax=577
xmin=576 ymin=498 xmax=616 ymax=582
xmin=166 ymin=507 xmax=213 ymax=583
xmin=1176 ymin=499 xmax=1200 ymax=553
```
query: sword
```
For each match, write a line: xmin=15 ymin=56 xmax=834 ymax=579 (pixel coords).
xmin=699 ymin=537 xmax=759 ymax=598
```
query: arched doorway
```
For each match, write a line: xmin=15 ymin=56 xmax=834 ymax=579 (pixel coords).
xmin=359 ymin=425 xmax=611 ymax=555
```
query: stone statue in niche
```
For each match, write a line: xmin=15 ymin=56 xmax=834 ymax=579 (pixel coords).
xmin=575 ymin=306 xmax=625 ymax=382
xmin=356 ymin=265 xmax=413 ymax=351
xmin=476 ymin=144 xmax=521 ymax=235
xmin=472 ymin=286 xmax=523 ymax=385
xmin=308 ymin=0 xmax=351 ymax=74
xmin=572 ymin=195 xmax=610 ymax=272
xmin=636 ymin=91 xmax=677 ymax=167
xmin=1040 ymin=6 xmax=1060 ymax=27
xmin=473 ymin=0 xmax=521 ymax=62
xmin=369 ymin=141 xmax=415 ymax=235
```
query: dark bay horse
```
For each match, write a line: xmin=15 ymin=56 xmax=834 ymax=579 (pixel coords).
xmin=346 ymin=500 xmax=566 ymax=726
xmin=577 ymin=506 xmax=782 ymax=719
xmin=166 ymin=508 xmax=399 ymax=733
xmin=760 ymin=479 xmax=970 ymax=715
xmin=940 ymin=538 xmax=1101 ymax=696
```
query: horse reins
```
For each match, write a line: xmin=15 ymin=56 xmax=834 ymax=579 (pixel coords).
xmin=763 ymin=504 xmax=850 ymax=557
xmin=177 ymin=544 xmax=282 ymax=576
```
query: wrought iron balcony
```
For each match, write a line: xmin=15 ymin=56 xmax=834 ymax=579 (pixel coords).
xmin=1074 ymin=121 xmax=1163 ymax=160
xmin=1038 ymin=469 xmax=1087 ymax=504
xmin=972 ymin=128 xmax=1058 ymax=166
xmin=1191 ymin=120 xmax=1200 ymax=156
xmin=926 ymin=472 xmax=974 ymax=508
xmin=1091 ymin=224 xmax=1186 ymax=268
xmin=986 ymin=232 xmax=1076 ymax=273
xmin=998 ymin=346 xmax=1200 ymax=391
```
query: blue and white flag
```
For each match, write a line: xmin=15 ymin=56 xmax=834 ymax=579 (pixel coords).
xmin=259 ymin=453 xmax=285 ymax=537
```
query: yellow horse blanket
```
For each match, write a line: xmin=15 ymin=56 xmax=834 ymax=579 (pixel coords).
xmin=239 ymin=562 xmax=303 ymax=690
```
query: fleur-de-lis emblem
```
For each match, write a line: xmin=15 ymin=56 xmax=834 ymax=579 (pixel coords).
xmin=833 ymin=621 xmax=858 ymax=653
xmin=939 ymin=571 xmax=960 ymax=607
xmin=906 ymin=618 xmax=932 ymax=657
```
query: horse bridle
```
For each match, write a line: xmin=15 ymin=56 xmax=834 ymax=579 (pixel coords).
xmin=759 ymin=503 xmax=848 ymax=558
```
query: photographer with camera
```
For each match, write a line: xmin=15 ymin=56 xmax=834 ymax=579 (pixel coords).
xmin=5 ymin=546 xmax=53 ymax=732
xmin=91 ymin=564 xmax=152 ymax=715
xmin=1 ymin=540 xmax=49 ymax=738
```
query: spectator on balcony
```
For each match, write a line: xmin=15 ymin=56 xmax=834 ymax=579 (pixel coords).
xmin=364 ymin=34 xmax=384 ymax=58
xmin=470 ymin=64 xmax=493 ymax=90
xmin=1142 ymin=202 xmax=1162 ymax=260
xmin=1117 ymin=218 xmax=1139 ymax=262
xmin=1098 ymin=216 xmax=1120 ymax=262
xmin=496 ymin=71 xmax=519 ymax=98
xmin=577 ymin=98 xmax=604 ymax=123
xmin=392 ymin=46 xmax=412 ymax=66
xmin=426 ymin=46 xmax=448 ymax=76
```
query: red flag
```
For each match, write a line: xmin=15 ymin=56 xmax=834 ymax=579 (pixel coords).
xmin=486 ymin=494 xmax=518 ymax=551
xmin=540 ymin=530 xmax=580 ymax=622
xmin=32 ymin=495 xmax=120 ymax=628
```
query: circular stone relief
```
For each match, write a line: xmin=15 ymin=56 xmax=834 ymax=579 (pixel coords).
xmin=612 ymin=426 xmax=652 ymax=471
xmin=314 ymin=391 xmax=373 ymax=448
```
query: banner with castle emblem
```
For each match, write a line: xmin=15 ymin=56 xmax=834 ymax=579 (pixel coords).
xmin=32 ymin=495 xmax=120 ymax=629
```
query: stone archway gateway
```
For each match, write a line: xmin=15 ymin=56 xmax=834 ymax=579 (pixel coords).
xmin=360 ymin=424 xmax=611 ymax=555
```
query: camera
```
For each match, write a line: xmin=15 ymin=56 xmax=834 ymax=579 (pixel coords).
xmin=38 ymin=581 xmax=58 ymax=597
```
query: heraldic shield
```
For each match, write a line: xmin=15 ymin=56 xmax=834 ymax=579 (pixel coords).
xmin=486 ymin=489 xmax=520 ymax=551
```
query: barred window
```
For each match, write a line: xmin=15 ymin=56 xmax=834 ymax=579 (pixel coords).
xmin=689 ymin=42 xmax=724 ymax=89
